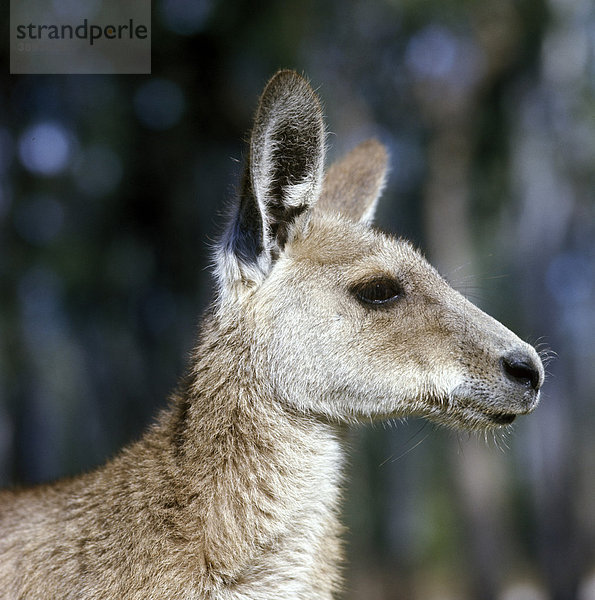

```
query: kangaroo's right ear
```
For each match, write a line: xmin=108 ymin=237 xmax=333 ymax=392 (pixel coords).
xmin=216 ymin=70 xmax=326 ymax=296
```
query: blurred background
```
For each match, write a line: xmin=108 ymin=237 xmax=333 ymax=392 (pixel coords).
xmin=1 ymin=0 xmax=594 ymax=598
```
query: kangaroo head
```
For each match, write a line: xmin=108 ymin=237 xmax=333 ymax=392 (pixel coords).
xmin=215 ymin=70 xmax=543 ymax=430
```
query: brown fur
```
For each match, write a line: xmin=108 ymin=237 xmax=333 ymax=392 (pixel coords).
xmin=0 ymin=71 xmax=544 ymax=599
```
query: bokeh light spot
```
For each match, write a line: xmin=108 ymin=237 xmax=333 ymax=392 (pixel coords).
xmin=18 ymin=122 xmax=73 ymax=176
xmin=405 ymin=24 xmax=457 ymax=80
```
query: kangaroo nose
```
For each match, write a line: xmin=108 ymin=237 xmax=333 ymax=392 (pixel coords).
xmin=500 ymin=351 xmax=542 ymax=391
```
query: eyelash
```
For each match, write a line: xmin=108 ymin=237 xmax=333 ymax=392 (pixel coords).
xmin=350 ymin=277 xmax=404 ymax=307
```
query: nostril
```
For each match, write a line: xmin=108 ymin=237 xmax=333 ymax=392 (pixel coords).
xmin=500 ymin=353 xmax=541 ymax=391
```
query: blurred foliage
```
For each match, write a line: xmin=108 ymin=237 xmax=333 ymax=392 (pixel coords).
xmin=1 ymin=0 xmax=595 ymax=599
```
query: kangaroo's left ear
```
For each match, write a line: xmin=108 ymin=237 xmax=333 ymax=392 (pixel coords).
xmin=317 ymin=139 xmax=388 ymax=225
xmin=216 ymin=70 xmax=326 ymax=295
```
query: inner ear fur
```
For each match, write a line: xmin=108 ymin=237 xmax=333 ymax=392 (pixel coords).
xmin=217 ymin=70 xmax=326 ymax=290
xmin=248 ymin=70 xmax=326 ymax=254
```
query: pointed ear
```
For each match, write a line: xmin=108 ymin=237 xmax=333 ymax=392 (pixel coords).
xmin=216 ymin=70 xmax=325 ymax=293
xmin=317 ymin=139 xmax=388 ymax=225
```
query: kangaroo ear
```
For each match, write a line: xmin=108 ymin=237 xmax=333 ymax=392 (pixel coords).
xmin=217 ymin=70 xmax=325 ymax=293
xmin=317 ymin=139 xmax=388 ymax=225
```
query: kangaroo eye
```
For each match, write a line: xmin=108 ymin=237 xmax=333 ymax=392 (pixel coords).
xmin=351 ymin=277 xmax=403 ymax=307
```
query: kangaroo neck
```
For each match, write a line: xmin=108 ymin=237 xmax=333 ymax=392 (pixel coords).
xmin=159 ymin=321 xmax=346 ymax=596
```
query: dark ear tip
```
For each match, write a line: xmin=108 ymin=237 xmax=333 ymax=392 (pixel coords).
xmin=259 ymin=70 xmax=321 ymax=113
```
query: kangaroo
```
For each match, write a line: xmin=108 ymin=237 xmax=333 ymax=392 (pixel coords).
xmin=0 ymin=70 xmax=543 ymax=599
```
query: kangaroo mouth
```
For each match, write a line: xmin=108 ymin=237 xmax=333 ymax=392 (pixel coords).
xmin=424 ymin=400 xmax=519 ymax=430
xmin=460 ymin=400 xmax=524 ymax=428
xmin=443 ymin=382 xmax=541 ymax=429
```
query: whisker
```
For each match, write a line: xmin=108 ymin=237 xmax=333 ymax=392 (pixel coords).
xmin=379 ymin=421 xmax=431 ymax=467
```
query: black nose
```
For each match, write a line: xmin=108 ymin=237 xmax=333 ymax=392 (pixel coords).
xmin=500 ymin=351 xmax=542 ymax=391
